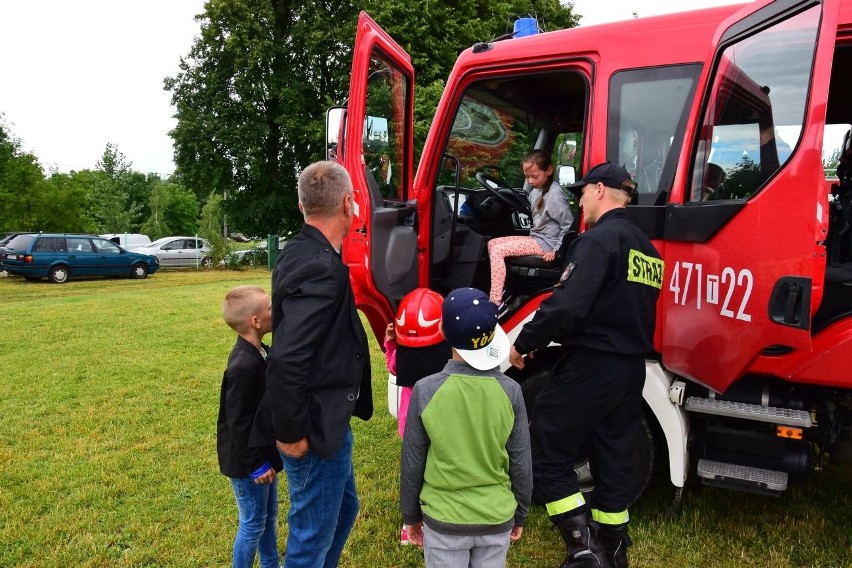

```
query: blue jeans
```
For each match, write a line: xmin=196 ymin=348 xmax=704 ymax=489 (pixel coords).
xmin=280 ymin=428 xmax=358 ymax=568
xmin=229 ymin=476 xmax=280 ymax=568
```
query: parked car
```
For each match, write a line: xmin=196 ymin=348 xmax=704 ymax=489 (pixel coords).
xmin=131 ymin=236 xmax=213 ymax=268
xmin=99 ymin=233 xmax=151 ymax=249
xmin=0 ymin=233 xmax=159 ymax=283
xmin=222 ymin=246 xmax=268 ymax=267
xmin=0 ymin=232 xmax=25 ymax=248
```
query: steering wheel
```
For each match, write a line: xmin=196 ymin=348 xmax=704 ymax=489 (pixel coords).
xmin=475 ymin=172 xmax=532 ymax=215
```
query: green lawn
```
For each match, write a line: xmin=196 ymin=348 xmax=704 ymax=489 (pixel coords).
xmin=0 ymin=269 xmax=849 ymax=567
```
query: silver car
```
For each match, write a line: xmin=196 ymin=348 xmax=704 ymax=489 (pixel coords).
xmin=132 ymin=236 xmax=212 ymax=268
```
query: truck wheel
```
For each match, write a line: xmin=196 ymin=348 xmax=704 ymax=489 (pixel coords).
xmin=520 ymin=368 xmax=655 ymax=506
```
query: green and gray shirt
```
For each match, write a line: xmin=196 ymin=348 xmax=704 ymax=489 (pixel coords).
xmin=400 ymin=360 xmax=533 ymax=535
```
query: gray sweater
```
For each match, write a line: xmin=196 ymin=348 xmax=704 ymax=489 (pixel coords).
xmin=530 ymin=181 xmax=574 ymax=252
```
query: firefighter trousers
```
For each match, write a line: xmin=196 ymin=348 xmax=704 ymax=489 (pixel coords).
xmin=530 ymin=347 xmax=645 ymax=514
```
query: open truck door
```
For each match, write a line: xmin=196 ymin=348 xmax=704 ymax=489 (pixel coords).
xmin=338 ymin=12 xmax=417 ymax=335
xmin=660 ymin=0 xmax=840 ymax=393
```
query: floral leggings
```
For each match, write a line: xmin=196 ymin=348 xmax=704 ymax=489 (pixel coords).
xmin=487 ymin=236 xmax=544 ymax=304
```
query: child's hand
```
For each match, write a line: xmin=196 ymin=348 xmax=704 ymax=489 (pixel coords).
xmin=254 ymin=468 xmax=277 ymax=485
xmin=510 ymin=526 xmax=524 ymax=541
xmin=542 ymin=250 xmax=556 ymax=263
xmin=407 ymin=522 xmax=424 ymax=547
xmin=385 ymin=323 xmax=396 ymax=343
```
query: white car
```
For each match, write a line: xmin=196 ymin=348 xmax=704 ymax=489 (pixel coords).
xmin=132 ymin=236 xmax=212 ymax=268
xmin=99 ymin=233 xmax=151 ymax=249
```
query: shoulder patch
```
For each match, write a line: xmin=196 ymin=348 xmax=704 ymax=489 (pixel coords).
xmin=554 ymin=262 xmax=576 ymax=288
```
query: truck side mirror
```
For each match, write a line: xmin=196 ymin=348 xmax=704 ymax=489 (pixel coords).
xmin=326 ymin=107 xmax=346 ymax=161
xmin=558 ymin=165 xmax=576 ymax=186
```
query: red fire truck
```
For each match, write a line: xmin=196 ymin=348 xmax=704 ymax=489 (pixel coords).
xmin=328 ymin=0 xmax=852 ymax=505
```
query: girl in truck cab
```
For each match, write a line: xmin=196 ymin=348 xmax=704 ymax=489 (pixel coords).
xmin=487 ymin=150 xmax=574 ymax=308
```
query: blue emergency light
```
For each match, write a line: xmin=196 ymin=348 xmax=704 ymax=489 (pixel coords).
xmin=513 ymin=17 xmax=538 ymax=38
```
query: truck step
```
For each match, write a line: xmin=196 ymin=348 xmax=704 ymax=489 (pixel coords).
xmin=697 ymin=459 xmax=788 ymax=495
xmin=685 ymin=396 xmax=812 ymax=427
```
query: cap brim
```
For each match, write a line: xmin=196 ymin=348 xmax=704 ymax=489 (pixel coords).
xmin=454 ymin=324 xmax=510 ymax=370
xmin=564 ymin=179 xmax=588 ymax=197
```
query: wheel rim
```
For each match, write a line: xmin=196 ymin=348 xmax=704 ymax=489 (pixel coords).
xmin=132 ymin=265 xmax=146 ymax=278
xmin=52 ymin=267 xmax=69 ymax=283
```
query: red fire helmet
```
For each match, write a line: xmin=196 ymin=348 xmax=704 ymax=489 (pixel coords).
xmin=394 ymin=288 xmax=444 ymax=347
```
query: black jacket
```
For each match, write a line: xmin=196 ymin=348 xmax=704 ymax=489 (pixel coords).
xmin=217 ymin=336 xmax=282 ymax=478
xmin=254 ymin=224 xmax=373 ymax=458
xmin=515 ymin=208 xmax=663 ymax=356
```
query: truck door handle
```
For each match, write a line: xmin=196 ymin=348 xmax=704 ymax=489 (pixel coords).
xmin=768 ymin=276 xmax=811 ymax=330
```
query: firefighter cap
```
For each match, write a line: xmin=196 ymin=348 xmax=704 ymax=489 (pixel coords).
xmin=565 ymin=161 xmax=636 ymax=197
xmin=441 ymin=288 xmax=509 ymax=371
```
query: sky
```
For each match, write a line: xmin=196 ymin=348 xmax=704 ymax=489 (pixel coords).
xmin=0 ymin=1 xmax=746 ymax=177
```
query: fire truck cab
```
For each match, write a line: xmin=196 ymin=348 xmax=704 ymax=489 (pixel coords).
xmin=331 ymin=0 xmax=852 ymax=503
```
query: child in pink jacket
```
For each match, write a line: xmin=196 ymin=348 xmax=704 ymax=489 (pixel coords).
xmin=384 ymin=288 xmax=451 ymax=543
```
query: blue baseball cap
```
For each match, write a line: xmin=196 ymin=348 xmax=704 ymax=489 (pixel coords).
xmin=442 ymin=288 xmax=510 ymax=370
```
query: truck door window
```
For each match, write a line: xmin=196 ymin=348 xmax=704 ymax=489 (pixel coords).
xmin=689 ymin=6 xmax=820 ymax=202
xmin=364 ymin=56 xmax=409 ymax=201
xmin=607 ymin=65 xmax=701 ymax=205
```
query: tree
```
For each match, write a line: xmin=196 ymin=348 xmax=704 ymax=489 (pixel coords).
xmin=199 ymin=191 xmax=227 ymax=264
xmin=140 ymin=182 xmax=172 ymax=239
xmin=88 ymin=143 xmax=143 ymax=233
xmin=0 ymin=126 xmax=44 ymax=231
xmin=140 ymin=179 xmax=199 ymax=239
xmin=39 ymin=172 xmax=97 ymax=233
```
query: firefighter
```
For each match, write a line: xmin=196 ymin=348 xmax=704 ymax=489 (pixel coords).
xmin=509 ymin=162 xmax=663 ymax=568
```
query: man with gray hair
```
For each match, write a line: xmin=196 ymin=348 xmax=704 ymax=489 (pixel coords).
xmin=259 ymin=160 xmax=373 ymax=567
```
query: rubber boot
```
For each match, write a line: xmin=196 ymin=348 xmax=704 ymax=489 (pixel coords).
xmin=597 ymin=522 xmax=632 ymax=568
xmin=554 ymin=513 xmax=612 ymax=568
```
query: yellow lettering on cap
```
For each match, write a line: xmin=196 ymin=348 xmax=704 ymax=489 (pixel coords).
xmin=469 ymin=330 xmax=495 ymax=350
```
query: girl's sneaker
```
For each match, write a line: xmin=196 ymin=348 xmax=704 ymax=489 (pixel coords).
xmin=400 ymin=524 xmax=411 ymax=545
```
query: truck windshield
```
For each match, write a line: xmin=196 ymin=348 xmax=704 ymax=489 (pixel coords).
xmin=438 ymin=71 xmax=588 ymax=190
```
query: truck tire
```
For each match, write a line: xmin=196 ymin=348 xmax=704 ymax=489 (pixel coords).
xmin=519 ymin=368 xmax=655 ymax=507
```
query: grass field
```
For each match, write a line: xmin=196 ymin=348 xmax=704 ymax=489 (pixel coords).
xmin=0 ymin=269 xmax=850 ymax=567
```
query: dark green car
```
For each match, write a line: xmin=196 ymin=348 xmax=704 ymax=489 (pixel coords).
xmin=0 ymin=233 xmax=160 ymax=283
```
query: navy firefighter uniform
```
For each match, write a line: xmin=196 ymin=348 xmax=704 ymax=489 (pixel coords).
xmin=513 ymin=175 xmax=663 ymax=567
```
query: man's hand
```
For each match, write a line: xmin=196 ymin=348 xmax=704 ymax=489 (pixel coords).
xmin=406 ymin=522 xmax=424 ymax=548
xmin=510 ymin=526 xmax=524 ymax=542
xmin=277 ymin=438 xmax=309 ymax=459
xmin=542 ymin=250 xmax=556 ymax=263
